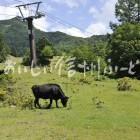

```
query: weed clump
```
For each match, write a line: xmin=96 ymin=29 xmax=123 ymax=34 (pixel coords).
xmin=79 ymin=77 xmax=92 ymax=84
xmin=117 ymin=77 xmax=132 ymax=91
xmin=92 ymin=97 xmax=104 ymax=108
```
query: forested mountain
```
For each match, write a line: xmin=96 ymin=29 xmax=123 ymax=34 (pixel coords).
xmin=0 ymin=17 xmax=107 ymax=56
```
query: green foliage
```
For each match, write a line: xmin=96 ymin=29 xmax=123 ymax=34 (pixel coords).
xmin=71 ymin=46 xmax=95 ymax=61
xmin=0 ymin=89 xmax=6 ymax=101
xmin=0 ymin=33 xmax=9 ymax=62
xmin=0 ymin=74 xmax=33 ymax=109
xmin=0 ymin=74 xmax=15 ymax=102
xmin=23 ymin=37 xmax=55 ymax=66
xmin=22 ymin=49 xmax=30 ymax=66
xmin=70 ymin=43 xmax=107 ymax=73
xmin=37 ymin=37 xmax=55 ymax=65
xmin=109 ymin=23 xmax=140 ymax=68
xmin=0 ymin=74 xmax=15 ymax=87
xmin=4 ymin=91 xmax=34 ymax=110
xmin=115 ymin=0 xmax=140 ymax=23
xmin=117 ymin=77 xmax=132 ymax=91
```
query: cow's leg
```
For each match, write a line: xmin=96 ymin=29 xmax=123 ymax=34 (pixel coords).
xmin=34 ymin=98 xmax=38 ymax=108
xmin=47 ymin=99 xmax=53 ymax=109
xmin=36 ymin=99 xmax=41 ymax=109
xmin=55 ymin=100 xmax=59 ymax=108
xmin=34 ymin=98 xmax=41 ymax=109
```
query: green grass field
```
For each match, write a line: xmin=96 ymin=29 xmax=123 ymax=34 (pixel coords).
xmin=0 ymin=58 xmax=140 ymax=140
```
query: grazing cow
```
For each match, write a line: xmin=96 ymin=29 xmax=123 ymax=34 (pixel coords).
xmin=32 ymin=84 xmax=69 ymax=109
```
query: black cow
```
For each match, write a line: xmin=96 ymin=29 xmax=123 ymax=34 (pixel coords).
xmin=32 ymin=84 xmax=69 ymax=109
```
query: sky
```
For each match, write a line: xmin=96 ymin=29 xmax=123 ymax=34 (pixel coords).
xmin=0 ymin=0 xmax=118 ymax=37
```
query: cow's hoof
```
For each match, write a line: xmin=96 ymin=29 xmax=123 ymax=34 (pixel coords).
xmin=46 ymin=106 xmax=51 ymax=109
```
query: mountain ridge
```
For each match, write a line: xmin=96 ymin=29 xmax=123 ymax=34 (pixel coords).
xmin=0 ymin=17 xmax=107 ymax=56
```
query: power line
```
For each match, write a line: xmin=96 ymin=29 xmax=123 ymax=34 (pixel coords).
xmin=0 ymin=3 xmax=94 ymax=36
xmin=32 ymin=9 xmax=93 ymax=36
xmin=44 ymin=12 xmax=93 ymax=36
xmin=23 ymin=8 xmax=93 ymax=36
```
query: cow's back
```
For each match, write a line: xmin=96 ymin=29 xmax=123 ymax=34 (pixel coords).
xmin=34 ymin=84 xmax=62 ymax=99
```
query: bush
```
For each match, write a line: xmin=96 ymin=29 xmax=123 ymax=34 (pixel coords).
xmin=0 ymin=74 xmax=15 ymax=101
xmin=4 ymin=91 xmax=34 ymax=110
xmin=0 ymin=74 xmax=15 ymax=84
xmin=0 ymin=89 xmax=6 ymax=101
xmin=0 ymin=74 xmax=34 ymax=109
xmin=117 ymin=77 xmax=132 ymax=91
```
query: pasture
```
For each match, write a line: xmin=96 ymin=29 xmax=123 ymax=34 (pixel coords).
xmin=0 ymin=58 xmax=140 ymax=140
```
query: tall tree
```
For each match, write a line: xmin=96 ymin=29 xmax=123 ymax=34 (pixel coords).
xmin=109 ymin=23 xmax=140 ymax=68
xmin=115 ymin=0 xmax=140 ymax=23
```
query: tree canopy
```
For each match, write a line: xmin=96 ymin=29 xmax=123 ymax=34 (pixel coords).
xmin=109 ymin=23 xmax=140 ymax=68
xmin=115 ymin=0 xmax=140 ymax=23
xmin=23 ymin=37 xmax=55 ymax=66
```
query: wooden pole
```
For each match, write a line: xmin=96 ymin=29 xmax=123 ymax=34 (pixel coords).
xmin=27 ymin=17 xmax=37 ymax=67
xmin=16 ymin=2 xmax=44 ymax=68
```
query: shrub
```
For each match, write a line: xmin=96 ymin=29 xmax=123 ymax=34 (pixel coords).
xmin=4 ymin=91 xmax=34 ymax=110
xmin=0 ymin=74 xmax=15 ymax=85
xmin=117 ymin=77 xmax=132 ymax=91
xmin=0 ymin=74 xmax=34 ymax=109
xmin=0 ymin=89 xmax=6 ymax=101
xmin=0 ymin=74 xmax=15 ymax=102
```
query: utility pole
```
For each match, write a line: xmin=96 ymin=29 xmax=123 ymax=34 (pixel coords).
xmin=16 ymin=2 xmax=44 ymax=67
xmin=138 ymin=0 xmax=140 ymax=22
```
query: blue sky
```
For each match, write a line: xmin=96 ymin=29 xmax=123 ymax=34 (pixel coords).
xmin=0 ymin=0 xmax=118 ymax=37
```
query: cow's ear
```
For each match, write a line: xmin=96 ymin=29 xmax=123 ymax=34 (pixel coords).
xmin=32 ymin=85 xmax=39 ymax=93
xmin=32 ymin=85 xmax=37 ymax=90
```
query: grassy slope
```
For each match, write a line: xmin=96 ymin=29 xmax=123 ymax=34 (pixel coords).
xmin=0 ymin=58 xmax=140 ymax=140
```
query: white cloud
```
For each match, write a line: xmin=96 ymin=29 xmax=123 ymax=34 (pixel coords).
xmin=49 ymin=25 xmax=86 ymax=37
xmin=33 ymin=17 xmax=86 ymax=37
xmin=0 ymin=6 xmax=19 ymax=20
xmin=33 ymin=17 xmax=50 ymax=32
xmin=89 ymin=6 xmax=99 ymax=15
xmin=52 ymin=0 xmax=87 ymax=8
xmin=86 ymin=22 xmax=112 ymax=35
xmin=88 ymin=0 xmax=117 ymax=35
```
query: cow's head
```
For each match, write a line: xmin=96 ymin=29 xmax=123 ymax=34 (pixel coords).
xmin=61 ymin=96 xmax=69 ymax=107
xmin=32 ymin=85 xmax=39 ymax=94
